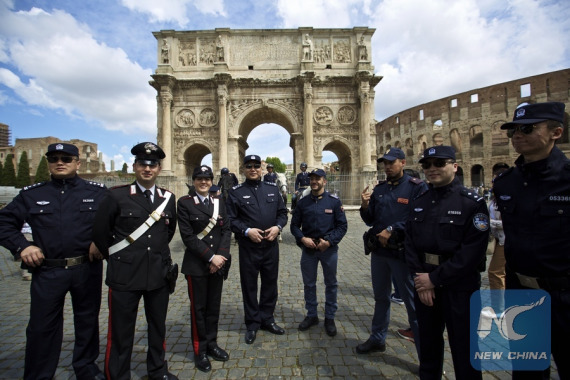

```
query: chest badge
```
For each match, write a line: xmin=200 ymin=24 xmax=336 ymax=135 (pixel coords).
xmin=36 ymin=201 xmax=50 ymax=205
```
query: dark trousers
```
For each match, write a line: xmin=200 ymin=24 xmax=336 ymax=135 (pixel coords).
xmin=186 ymin=273 xmax=224 ymax=355
xmin=416 ymin=287 xmax=482 ymax=380
xmin=25 ymin=261 xmax=102 ymax=380
xmin=238 ymin=241 xmax=279 ymax=330
xmin=506 ymin=269 xmax=570 ymax=380
xmin=105 ymin=286 xmax=169 ymax=380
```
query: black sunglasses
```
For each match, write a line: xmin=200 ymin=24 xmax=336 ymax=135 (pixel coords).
xmin=47 ymin=156 xmax=75 ymax=164
xmin=245 ymin=164 xmax=261 ymax=169
xmin=421 ymin=159 xmax=454 ymax=170
xmin=506 ymin=124 xmax=537 ymax=138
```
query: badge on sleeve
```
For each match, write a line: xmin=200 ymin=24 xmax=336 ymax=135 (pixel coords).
xmin=473 ymin=213 xmax=489 ymax=231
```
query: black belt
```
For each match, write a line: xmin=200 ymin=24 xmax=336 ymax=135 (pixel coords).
xmin=43 ymin=255 xmax=89 ymax=268
xmin=516 ymin=272 xmax=570 ymax=291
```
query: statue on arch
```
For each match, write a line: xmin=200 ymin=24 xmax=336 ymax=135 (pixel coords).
xmin=302 ymin=34 xmax=313 ymax=61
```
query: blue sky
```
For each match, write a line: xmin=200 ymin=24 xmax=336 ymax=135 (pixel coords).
xmin=1 ymin=0 xmax=569 ymax=170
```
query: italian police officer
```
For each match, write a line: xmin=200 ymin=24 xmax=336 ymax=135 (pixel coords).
xmin=263 ymin=163 xmax=278 ymax=183
xmin=92 ymin=142 xmax=178 ymax=380
xmin=292 ymin=162 xmax=310 ymax=210
xmin=290 ymin=169 xmax=347 ymax=336
xmin=493 ymin=102 xmax=569 ymax=379
xmin=226 ymin=154 xmax=288 ymax=344
xmin=405 ymin=145 xmax=489 ymax=380
xmin=0 ymin=143 xmax=107 ymax=380
xmin=177 ymin=165 xmax=231 ymax=372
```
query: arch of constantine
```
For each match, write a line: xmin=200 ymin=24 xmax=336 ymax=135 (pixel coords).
xmin=150 ymin=28 xmax=380 ymax=201
xmin=377 ymin=69 xmax=570 ymax=187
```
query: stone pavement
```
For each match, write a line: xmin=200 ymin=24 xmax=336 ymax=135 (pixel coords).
xmin=0 ymin=210 xmax=558 ymax=379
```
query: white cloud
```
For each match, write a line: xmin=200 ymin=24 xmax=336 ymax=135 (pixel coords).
xmin=0 ymin=6 xmax=157 ymax=135
xmin=120 ymin=0 xmax=226 ymax=27
xmin=276 ymin=0 xmax=371 ymax=27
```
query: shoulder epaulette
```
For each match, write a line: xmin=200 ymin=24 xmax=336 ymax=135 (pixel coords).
xmin=264 ymin=181 xmax=277 ymax=186
xmin=375 ymin=180 xmax=387 ymax=187
xmin=84 ymin=180 xmax=105 ymax=188
xmin=460 ymin=188 xmax=484 ymax=202
xmin=157 ymin=186 xmax=172 ymax=194
xmin=232 ymin=184 xmax=243 ymax=190
xmin=110 ymin=184 xmax=130 ymax=190
xmin=22 ymin=181 xmax=48 ymax=191
xmin=329 ymin=193 xmax=340 ymax=199
xmin=408 ymin=177 xmax=424 ymax=185
xmin=178 ymin=194 xmax=192 ymax=201
xmin=493 ymin=167 xmax=515 ymax=183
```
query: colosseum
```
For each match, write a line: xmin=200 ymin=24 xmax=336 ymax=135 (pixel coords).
xmin=376 ymin=68 xmax=569 ymax=188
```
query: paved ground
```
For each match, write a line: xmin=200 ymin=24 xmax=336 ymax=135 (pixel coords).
xmin=0 ymin=210 xmax=558 ymax=379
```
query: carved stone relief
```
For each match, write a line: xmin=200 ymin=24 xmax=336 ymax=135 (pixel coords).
xmin=230 ymin=99 xmax=262 ymax=121
xmin=175 ymin=109 xmax=195 ymax=128
xmin=337 ymin=106 xmax=357 ymax=125
xmin=313 ymin=38 xmax=331 ymax=63
xmin=199 ymin=108 xmax=218 ymax=127
xmin=333 ymin=38 xmax=351 ymax=63
xmin=314 ymin=106 xmax=334 ymax=125
xmin=199 ymin=38 xmax=216 ymax=65
xmin=178 ymin=40 xmax=197 ymax=66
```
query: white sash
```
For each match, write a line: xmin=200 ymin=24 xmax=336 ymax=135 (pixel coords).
xmin=197 ymin=197 xmax=220 ymax=240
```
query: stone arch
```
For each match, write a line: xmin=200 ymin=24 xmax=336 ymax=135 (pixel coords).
xmin=432 ymin=133 xmax=443 ymax=146
xmin=177 ymin=140 xmax=215 ymax=178
xmin=471 ymin=164 xmax=484 ymax=187
xmin=469 ymin=125 xmax=483 ymax=158
xmin=491 ymin=120 xmax=509 ymax=156
xmin=450 ymin=129 xmax=462 ymax=153
xmin=417 ymin=135 xmax=428 ymax=155
xmin=234 ymin=101 xmax=297 ymax=139
xmin=321 ymin=136 xmax=353 ymax=174
xmin=404 ymin=138 xmax=413 ymax=158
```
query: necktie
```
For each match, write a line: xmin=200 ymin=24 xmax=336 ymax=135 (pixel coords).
xmin=203 ymin=197 xmax=209 ymax=207
xmin=144 ymin=189 xmax=153 ymax=206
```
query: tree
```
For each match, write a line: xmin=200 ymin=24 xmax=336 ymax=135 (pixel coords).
xmin=265 ymin=156 xmax=287 ymax=173
xmin=34 ymin=156 xmax=50 ymax=183
xmin=121 ymin=162 xmax=128 ymax=174
xmin=0 ymin=160 xmax=3 ymax=186
xmin=16 ymin=151 xmax=31 ymax=188
xmin=2 ymin=154 xmax=16 ymax=187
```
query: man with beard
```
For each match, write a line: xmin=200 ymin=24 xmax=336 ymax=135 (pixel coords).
xmin=357 ymin=147 xmax=426 ymax=355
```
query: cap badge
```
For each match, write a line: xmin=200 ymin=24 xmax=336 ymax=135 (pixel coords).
xmin=385 ymin=149 xmax=390 ymax=154
xmin=516 ymin=108 xmax=526 ymax=118
xmin=144 ymin=143 xmax=157 ymax=154
xmin=56 ymin=144 xmax=64 ymax=150
xmin=250 ymin=155 xmax=255 ymax=160
xmin=201 ymin=166 xmax=208 ymax=172
xmin=428 ymin=148 xmax=436 ymax=155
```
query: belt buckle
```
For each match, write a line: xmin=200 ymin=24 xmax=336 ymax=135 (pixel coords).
xmin=516 ymin=273 xmax=540 ymax=289
xmin=425 ymin=253 xmax=440 ymax=266
xmin=65 ymin=256 xmax=83 ymax=268
xmin=150 ymin=211 xmax=161 ymax=221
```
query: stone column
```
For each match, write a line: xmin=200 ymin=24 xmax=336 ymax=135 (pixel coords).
xmin=303 ymin=81 xmax=314 ymax=167
xmin=359 ymin=81 xmax=373 ymax=169
xmin=217 ymin=86 xmax=228 ymax=170
xmin=160 ymin=92 xmax=173 ymax=172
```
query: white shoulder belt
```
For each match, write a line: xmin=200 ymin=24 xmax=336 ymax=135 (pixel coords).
xmin=197 ymin=198 xmax=220 ymax=240
xmin=108 ymin=191 xmax=172 ymax=255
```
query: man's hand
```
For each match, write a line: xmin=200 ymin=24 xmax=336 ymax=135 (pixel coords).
xmin=247 ymin=228 xmax=265 ymax=243
xmin=301 ymin=237 xmax=317 ymax=249
xmin=20 ymin=245 xmax=44 ymax=267
xmin=376 ymin=229 xmax=392 ymax=247
xmin=414 ymin=272 xmax=435 ymax=292
xmin=315 ymin=238 xmax=331 ymax=252
xmin=263 ymin=226 xmax=280 ymax=241
xmin=418 ymin=288 xmax=436 ymax=306
xmin=209 ymin=254 xmax=227 ymax=273
xmin=88 ymin=242 xmax=104 ymax=261
xmin=361 ymin=186 xmax=371 ymax=209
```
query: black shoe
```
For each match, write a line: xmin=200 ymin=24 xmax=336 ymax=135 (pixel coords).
xmin=245 ymin=329 xmax=257 ymax=344
xmin=298 ymin=316 xmax=319 ymax=331
xmin=160 ymin=373 xmax=179 ymax=380
xmin=207 ymin=345 xmax=229 ymax=361
xmin=194 ymin=353 xmax=212 ymax=372
xmin=324 ymin=318 xmax=337 ymax=337
xmin=260 ymin=322 xmax=285 ymax=335
xmin=356 ymin=338 xmax=386 ymax=354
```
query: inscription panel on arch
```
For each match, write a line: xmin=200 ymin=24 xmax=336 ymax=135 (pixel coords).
xmin=229 ymin=35 xmax=300 ymax=65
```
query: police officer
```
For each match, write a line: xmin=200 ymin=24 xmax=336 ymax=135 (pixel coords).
xmin=292 ymin=162 xmax=310 ymax=210
xmin=290 ymin=169 xmax=347 ymax=336
xmin=493 ymin=102 xmax=569 ymax=379
xmin=92 ymin=142 xmax=178 ymax=380
xmin=405 ymin=145 xmax=489 ymax=380
xmin=217 ymin=167 xmax=238 ymax=201
xmin=263 ymin=163 xmax=278 ymax=183
xmin=177 ymin=165 xmax=231 ymax=373
xmin=0 ymin=143 xmax=107 ymax=380
xmin=357 ymin=147 xmax=427 ymax=355
xmin=226 ymin=154 xmax=288 ymax=344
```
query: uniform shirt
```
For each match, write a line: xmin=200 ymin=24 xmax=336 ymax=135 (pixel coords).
xmin=263 ymin=172 xmax=277 ymax=183
xmin=226 ymin=179 xmax=288 ymax=244
xmin=404 ymin=178 xmax=489 ymax=290
xmin=290 ymin=191 xmax=348 ymax=246
xmin=0 ymin=175 xmax=107 ymax=260
xmin=493 ymin=146 xmax=570 ymax=277
xmin=295 ymin=171 xmax=310 ymax=191
xmin=360 ymin=173 xmax=427 ymax=255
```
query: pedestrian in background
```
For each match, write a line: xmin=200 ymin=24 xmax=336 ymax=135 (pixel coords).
xmin=405 ymin=145 xmax=489 ymax=379
xmin=357 ymin=147 xmax=426 ymax=355
xmin=177 ymin=165 xmax=231 ymax=373
xmin=493 ymin=102 xmax=569 ymax=379
xmin=290 ymin=169 xmax=347 ymax=337
xmin=0 ymin=143 xmax=107 ymax=380
xmin=487 ymin=162 xmax=509 ymax=290
xmin=92 ymin=142 xmax=178 ymax=380
xmin=226 ymin=154 xmax=288 ymax=344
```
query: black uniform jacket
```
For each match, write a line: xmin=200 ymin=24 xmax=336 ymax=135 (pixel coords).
xmin=177 ymin=192 xmax=231 ymax=277
xmin=0 ymin=175 xmax=107 ymax=260
xmin=404 ymin=178 xmax=489 ymax=291
xmin=92 ymin=182 xmax=177 ymax=291
xmin=493 ymin=146 xmax=570 ymax=277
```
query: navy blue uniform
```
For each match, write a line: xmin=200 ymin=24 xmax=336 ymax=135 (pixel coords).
xmin=405 ymin=178 xmax=489 ymax=380
xmin=295 ymin=171 xmax=310 ymax=191
xmin=493 ymin=146 xmax=570 ymax=379
xmin=263 ymin=172 xmax=277 ymax=183
xmin=226 ymin=179 xmax=288 ymax=330
xmin=360 ymin=174 xmax=427 ymax=351
xmin=0 ymin=175 xmax=107 ymax=380
xmin=290 ymin=191 xmax=347 ymax=319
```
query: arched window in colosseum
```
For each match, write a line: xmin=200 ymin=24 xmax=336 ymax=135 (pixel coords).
xmin=394 ymin=141 xmax=401 ymax=149
xmin=432 ymin=133 xmax=443 ymax=146
xmin=469 ymin=125 xmax=484 ymax=158
xmin=471 ymin=164 xmax=484 ymax=187
xmin=405 ymin=138 xmax=413 ymax=158
xmin=491 ymin=121 xmax=509 ymax=155
xmin=385 ymin=132 xmax=391 ymax=141
xmin=417 ymin=135 xmax=427 ymax=155
xmin=449 ymin=129 xmax=462 ymax=153
xmin=433 ymin=119 xmax=443 ymax=130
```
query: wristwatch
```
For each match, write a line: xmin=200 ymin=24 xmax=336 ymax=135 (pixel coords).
xmin=386 ymin=226 xmax=393 ymax=233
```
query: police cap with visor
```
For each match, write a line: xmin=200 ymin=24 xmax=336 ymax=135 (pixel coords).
xmin=377 ymin=147 xmax=405 ymax=162
xmin=419 ymin=146 xmax=456 ymax=163
xmin=46 ymin=143 xmax=79 ymax=157
xmin=192 ymin=165 xmax=214 ymax=180
xmin=500 ymin=102 xmax=565 ymax=129
xmin=131 ymin=142 xmax=165 ymax=166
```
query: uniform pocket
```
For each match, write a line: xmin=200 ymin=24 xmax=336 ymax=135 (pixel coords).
xmin=539 ymin=204 xmax=570 ymax=233
xmin=439 ymin=216 xmax=465 ymax=241
xmin=28 ymin=206 xmax=54 ymax=229
xmin=109 ymin=252 xmax=134 ymax=285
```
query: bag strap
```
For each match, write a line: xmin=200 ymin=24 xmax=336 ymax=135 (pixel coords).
xmin=108 ymin=191 xmax=172 ymax=255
